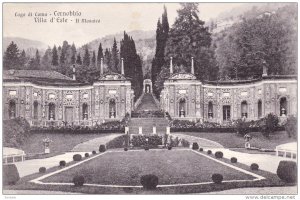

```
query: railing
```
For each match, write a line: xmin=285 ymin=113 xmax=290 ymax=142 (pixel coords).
xmin=3 ymin=153 xmax=26 ymax=164
xmin=151 ymin=93 xmax=161 ymax=109
xmin=134 ymin=92 xmax=145 ymax=110
xmin=131 ymin=110 xmax=165 ymax=118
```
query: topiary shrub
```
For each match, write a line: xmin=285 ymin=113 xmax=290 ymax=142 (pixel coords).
xmin=99 ymin=145 xmax=106 ymax=152
xmin=168 ymin=146 xmax=172 ymax=150
xmin=124 ymin=147 xmax=128 ymax=151
xmin=73 ymin=175 xmax=85 ymax=186
xmin=192 ymin=142 xmax=199 ymax=150
xmin=277 ymin=161 xmax=297 ymax=183
xmin=212 ymin=173 xmax=223 ymax=184
xmin=92 ymin=150 xmax=96 ymax=155
xmin=73 ymin=154 xmax=82 ymax=161
xmin=140 ymin=174 xmax=159 ymax=190
xmin=199 ymin=148 xmax=203 ymax=152
xmin=261 ymin=113 xmax=279 ymax=138
xmin=84 ymin=153 xmax=89 ymax=158
xmin=285 ymin=116 xmax=297 ymax=139
xmin=207 ymin=150 xmax=212 ymax=155
xmin=145 ymin=146 xmax=149 ymax=151
xmin=231 ymin=157 xmax=238 ymax=163
xmin=250 ymin=163 xmax=259 ymax=170
xmin=39 ymin=167 xmax=46 ymax=173
xmin=235 ymin=119 xmax=249 ymax=136
xmin=215 ymin=151 xmax=223 ymax=159
xmin=3 ymin=164 xmax=20 ymax=185
xmin=59 ymin=160 xmax=66 ymax=167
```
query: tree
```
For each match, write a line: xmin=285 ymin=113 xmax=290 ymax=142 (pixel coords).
xmin=120 ymin=31 xmax=143 ymax=100
xmin=71 ymin=43 xmax=76 ymax=64
xmin=91 ymin=51 xmax=96 ymax=68
xmin=41 ymin=47 xmax=52 ymax=70
xmin=104 ymin=48 xmax=111 ymax=72
xmin=110 ymin=38 xmax=119 ymax=73
xmin=82 ymin=47 xmax=90 ymax=67
xmin=28 ymin=50 xmax=41 ymax=70
xmin=3 ymin=41 xmax=20 ymax=70
xmin=76 ymin=54 xmax=82 ymax=65
xmin=164 ymin=3 xmax=214 ymax=81
xmin=151 ymin=6 xmax=170 ymax=98
xmin=97 ymin=43 xmax=104 ymax=69
xmin=19 ymin=50 xmax=27 ymax=69
xmin=52 ymin=45 xmax=59 ymax=66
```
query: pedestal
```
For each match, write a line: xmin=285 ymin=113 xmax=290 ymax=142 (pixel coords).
xmin=166 ymin=126 xmax=170 ymax=135
xmin=45 ymin=147 xmax=50 ymax=154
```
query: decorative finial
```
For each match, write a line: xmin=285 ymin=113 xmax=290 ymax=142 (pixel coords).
xmin=170 ymin=57 xmax=173 ymax=74
xmin=191 ymin=57 xmax=194 ymax=74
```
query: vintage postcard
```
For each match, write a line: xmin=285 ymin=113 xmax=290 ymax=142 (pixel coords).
xmin=2 ymin=1 xmax=298 ymax=198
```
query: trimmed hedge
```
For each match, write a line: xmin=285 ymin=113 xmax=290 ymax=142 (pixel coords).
xmin=124 ymin=147 xmax=128 ymax=151
xmin=168 ymin=146 xmax=172 ymax=150
xmin=131 ymin=135 xmax=162 ymax=147
xmin=192 ymin=142 xmax=199 ymax=150
xmin=215 ymin=151 xmax=223 ymax=159
xmin=73 ymin=154 xmax=82 ymax=161
xmin=99 ymin=145 xmax=106 ymax=152
xmin=3 ymin=164 xmax=20 ymax=185
xmin=73 ymin=175 xmax=85 ymax=186
xmin=140 ymin=174 xmax=159 ymax=190
xmin=212 ymin=174 xmax=223 ymax=184
xmin=277 ymin=161 xmax=297 ymax=183
xmin=145 ymin=146 xmax=150 ymax=151
xmin=199 ymin=148 xmax=203 ymax=152
xmin=59 ymin=160 xmax=66 ymax=167
xmin=106 ymin=135 xmax=126 ymax=149
xmin=250 ymin=163 xmax=259 ymax=170
xmin=92 ymin=150 xmax=97 ymax=155
xmin=207 ymin=150 xmax=212 ymax=155
xmin=85 ymin=153 xmax=89 ymax=158
xmin=39 ymin=167 xmax=46 ymax=173
xmin=231 ymin=157 xmax=238 ymax=163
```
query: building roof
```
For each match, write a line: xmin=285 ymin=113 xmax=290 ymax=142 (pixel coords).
xmin=98 ymin=72 xmax=130 ymax=81
xmin=3 ymin=69 xmax=90 ymax=86
xmin=3 ymin=70 xmax=74 ymax=81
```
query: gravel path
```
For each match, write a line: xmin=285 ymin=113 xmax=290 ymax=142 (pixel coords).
xmin=71 ymin=133 xmax=122 ymax=152
xmin=172 ymin=133 xmax=224 ymax=148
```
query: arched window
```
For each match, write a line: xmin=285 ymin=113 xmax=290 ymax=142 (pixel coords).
xmin=241 ymin=101 xmax=248 ymax=118
xmin=179 ymin=98 xmax=186 ymax=117
xmin=48 ymin=103 xmax=55 ymax=120
xmin=82 ymin=103 xmax=88 ymax=120
xmin=33 ymin=101 xmax=38 ymax=120
xmin=208 ymin=101 xmax=213 ymax=119
xmin=258 ymin=100 xmax=262 ymax=118
xmin=9 ymin=100 xmax=16 ymax=119
xmin=280 ymin=97 xmax=287 ymax=116
xmin=109 ymin=99 xmax=116 ymax=118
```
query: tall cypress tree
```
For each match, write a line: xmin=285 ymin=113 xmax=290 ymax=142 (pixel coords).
xmin=82 ymin=47 xmax=90 ymax=67
xmin=110 ymin=38 xmax=119 ymax=73
xmin=91 ymin=51 xmax=96 ymax=68
xmin=97 ymin=43 xmax=103 ymax=69
xmin=52 ymin=45 xmax=59 ymax=66
xmin=152 ymin=6 xmax=169 ymax=97
xmin=120 ymin=31 xmax=143 ymax=100
xmin=76 ymin=54 xmax=82 ymax=65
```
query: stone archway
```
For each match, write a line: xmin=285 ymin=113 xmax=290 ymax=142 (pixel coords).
xmin=143 ymin=79 xmax=152 ymax=94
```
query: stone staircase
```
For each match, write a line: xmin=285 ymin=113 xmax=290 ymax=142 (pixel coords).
xmin=129 ymin=92 xmax=168 ymax=134
xmin=128 ymin=118 xmax=169 ymax=135
xmin=135 ymin=93 xmax=159 ymax=111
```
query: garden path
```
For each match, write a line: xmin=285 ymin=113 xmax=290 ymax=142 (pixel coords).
xmin=14 ymin=134 xmax=121 ymax=178
xmin=173 ymin=133 xmax=296 ymax=174
xmin=71 ymin=133 xmax=122 ymax=152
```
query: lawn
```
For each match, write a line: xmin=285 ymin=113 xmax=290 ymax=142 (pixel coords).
xmin=43 ymin=150 xmax=255 ymax=185
xmin=21 ymin=133 xmax=112 ymax=158
xmin=179 ymin=131 xmax=296 ymax=150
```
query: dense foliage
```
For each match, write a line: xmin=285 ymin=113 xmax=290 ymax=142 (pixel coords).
xmin=3 ymin=164 xmax=20 ymax=185
xmin=3 ymin=117 xmax=31 ymax=148
xmin=284 ymin=116 xmax=297 ymax=138
xmin=215 ymin=4 xmax=297 ymax=80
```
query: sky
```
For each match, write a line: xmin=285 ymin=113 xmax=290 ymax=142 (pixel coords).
xmin=3 ymin=3 xmax=243 ymax=47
